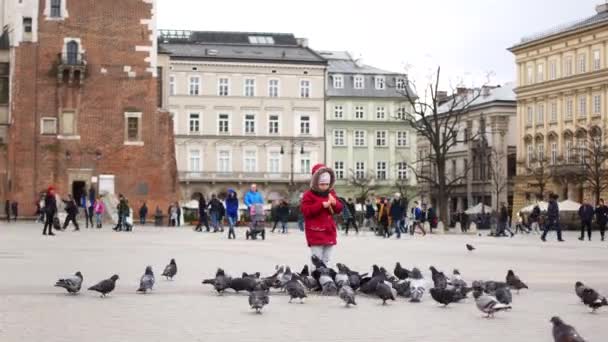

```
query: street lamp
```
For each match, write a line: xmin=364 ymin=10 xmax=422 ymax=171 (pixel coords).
xmin=280 ymin=139 xmax=305 ymax=188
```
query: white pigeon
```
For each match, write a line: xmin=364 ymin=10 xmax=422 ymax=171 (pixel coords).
xmin=409 ymin=268 xmax=426 ymax=302
xmin=474 ymin=292 xmax=511 ymax=318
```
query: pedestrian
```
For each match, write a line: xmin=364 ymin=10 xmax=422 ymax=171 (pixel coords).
xmin=390 ymin=193 xmax=405 ymax=238
xmin=277 ymin=199 xmax=290 ymax=234
xmin=541 ymin=193 xmax=563 ymax=242
xmin=411 ymin=202 xmax=427 ymax=236
xmin=514 ymin=212 xmax=530 ymax=234
xmin=529 ymin=204 xmax=541 ymax=234
xmin=271 ymin=201 xmax=280 ymax=233
xmin=297 ymin=193 xmax=305 ymax=232
xmin=10 ymin=200 xmax=18 ymax=221
xmin=461 ymin=211 xmax=469 ymax=233
xmin=62 ymin=194 xmax=80 ymax=231
xmin=341 ymin=198 xmax=354 ymax=235
xmin=114 ymin=194 xmax=129 ymax=231
xmin=139 ymin=201 xmax=148 ymax=225
xmin=363 ymin=199 xmax=376 ymax=231
xmin=94 ymin=196 xmax=105 ymax=228
xmin=169 ymin=203 xmax=178 ymax=227
xmin=4 ymin=199 xmax=10 ymax=222
xmin=244 ymin=183 xmax=265 ymax=234
xmin=347 ymin=198 xmax=359 ymax=233
xmin=377 ymin=198 xmax=390 ymax=238
xmin=225 ymin=189 xmax=239 ymax=239
xmin=42 ymin=187 xmax=57 ymax=236
xmin=195 ymin=193 xmax=210 ymax=232
xmin=87 ymin=186 xmax=96 ymax=228
xmin=595 ymin=198 xmax=608 ymax=241
xmin=208 ymin=194 xmax=223 ymax=232
xmin=427 ymin=204 xmax=438 ymax=233
xmin=176 ymin=202 xmax=182 ymax=227
xmin=578 ymin=198 xmax=595 ymax=241
xmin=301 ymin=163 xmax=343 ymax=266
xmin=496 ymin=202 xmax=514 ymax=237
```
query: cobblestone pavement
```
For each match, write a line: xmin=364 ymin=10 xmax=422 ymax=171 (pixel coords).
xmin=0 ymin=223 xmax=607 ymax=342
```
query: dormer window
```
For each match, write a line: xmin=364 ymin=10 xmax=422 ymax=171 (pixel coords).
xmin=396 ymin=77 xmax=406 ymax=91
xmin=248 ymin=36 xmax=274 ymax=45
xmin=333 ymin=75 xmax=343 ymax=89
xmin=354 ymin=75 xmax=364 ymax=89
xmin=375 ymin=76 xmax=385 ymax=90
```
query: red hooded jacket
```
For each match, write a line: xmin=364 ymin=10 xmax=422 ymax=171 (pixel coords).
xmin=301 ymin=164 xmax=343 ymax=247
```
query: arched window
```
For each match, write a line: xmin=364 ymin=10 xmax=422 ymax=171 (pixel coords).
xmin=66 ymin=41 xmax=79 ymax=65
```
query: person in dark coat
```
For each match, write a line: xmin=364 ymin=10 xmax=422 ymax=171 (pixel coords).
xmin=114 ymin=194 xmax=129 ymax=231
xmin=42 ymin=187 xmax=57 ymax=236
xmin=541 ymin=193 xmax=563 ymax=242
xmin=390 ymin=195 xmax=405 ymax=238
xmin=341 ymin=198 xmax=358 ymax=235
xmin=578 ymin=199 xmax=595 ymax=241
xmin=595 ymin=198 xmax=608 ymax=241
xmin=208 ymin=194 xmax=223 ymax=233
xmin=276 ymin=199 xmax=290 ymax=234
xmin=363 ymin=199 xmax=376 ymax=231
xmin=270 ymin=202 xmax=280 ymax=233
xmin=139 ymin=202 xmax=148 ymax=225
xmin=378 ymin=198 xmax=391 ymax=238
xmin=62 ymin=194 xmax=80 ymax=231
xmin=225 ymin=189 xmax=239 ymax=239
xmin=10 ymin=201 xmax=18 ymax=221
xmin=195 ymin=194 xmax=210 ymax=232
xmin=529 ymin=204 xmax=541 ymax=234
xmin=496 ymin=203 xmax=514 ymax=237
xmin=4 ymin=199 xmax=10 ymax=222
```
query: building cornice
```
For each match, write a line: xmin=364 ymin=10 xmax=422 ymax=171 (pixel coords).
xmin=514 ymin=69 xmax=608 ymax=99
xmin=170 ymin=58 xmax=327 ymax=69
xmin=509 ymin=20 xmax=608 ymax=53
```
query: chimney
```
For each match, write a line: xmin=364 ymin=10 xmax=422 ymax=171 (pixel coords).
xmin=456 ymin=87 xmax=470 ymax=96
xmin=436 ymin=91 xmax=449 ymax=105
xmin=296 ymin=38 xmax=309 ymax=47
xmin=597 ymin=3 xmax=608 ymax=13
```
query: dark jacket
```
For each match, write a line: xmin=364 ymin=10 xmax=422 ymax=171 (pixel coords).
xmin=117 ymin=198 xmax=129 ymax=216
xmin=44 ymin=194 xmax=57 ymax=215
xmin=340 ymin=199 xmax=352 ymax=220
xmin=198 ymin=197 xmax=207 ymax=216
xmin=595 ymin=205 xmax=608 ymax=225
xmin=208 ymin=198 xmax=223 ymax=215
xmin=64 ymin=198 xmax=79 ymax=215
xmin=277 ymin=203 xmax=290 ymax=222
xmin=365 ymin=203 xmax=375 ymax=219
xmin=389 ymin=200 xmax=404 ymax=220
xmin=499 ymin=206 xmax=509 ymax=223
xmin=579 ymin=204 xmax=595 ymax=222
xmin=547 ymin=200 xmax=559 ymax=223
xmin=529 ymin=206 xmax=540 ymax=223
xmin=139 ymin=204 xmax=148 ymax=218
xmin=225 ymin=192 xmax=239 ymax=218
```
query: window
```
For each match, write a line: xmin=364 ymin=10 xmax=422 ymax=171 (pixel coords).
xmin=527 ymin=144 xmax=534 ymax=167
xmin=50 ymin=0 xmax=61 ymax=17
xmin=376 ymin=106 xmax=386 ymax=119
xmin=127 ymin=117 xmax=139 ymax=141
xmin=218 ymin=78 xmax=229 ymax=96
xmin=218 ymin=114 xmax=229 ymax=134
xmin=463 ymin=128 xmax=469 ymax=143
xmin=189 ymin=113 xmax=200 ymax=134
xmin=244 ymin=151 xmax=257 ymax=172
xmin=594 ymin=50 xmax=601 ymax=71
xmin=189 ymin=150 xmax=201 ymax=172
xmin=375 ymin=76 xmax=385 ymax=90
xmin=578 ymin=138 xmax=587 ymax=164
xmin=0 ymin=63 xmax=8 ymax=104
xmin=396 ymin=106 xmax=406 ymax=120
xmin=537 ymin=64 xmax=544 ymax=82
xmin=66 ymin=41 xmax=79 ymax=65
xmin=550 ymin=102 xmax=557 ymax=122
xmin=169 ymin=75 xmax=176 ymax=96
xmin=268 ymin=115 xmax=279 ymax=134
xmin=244 ymin=114 xmax=256 ymax=134
xmin=537 ymin=144 xmax=544 ymax=163
xmin=300 ymin=80 xmax=311 ymax=98
xmin=527 ymin=66 xmax=533 ymax=84
xmin=578 ymin=95 xmax=587 ymax=118
xmin=354 ymin=130 xmax=366 ymax=146
xmin=526 ymin=106 xmax=533 ymax=124
xmin=218 ymin=151 xmax=231 ymax=173
xmin=300 ymin=153 xmax=311 ymax=174
xmin=244 ymin=78 xmax=255 ymax=97
xmin=549 ymin=60 xmax=557 ymax=80
xmin=333 ymin=129 xmax=345 ymax=146
xmin=23 ymin=17 xmax=32 ymax=33
xmin=41 ymin=118 xmax=57 ymax=135
xmin=334 ymin=105 xmax=344 ymax=119
xmin=248 ymin=36 xmax=274 ymax=44
xmin=355 ymin=162 xmax=366 ymax=179
xmin=551 ymin=142 xmax=557 ymax=165
xmin=300 ymin=115 xmax=310 ymax=135
xmin=376 ymin=161 xmax=387 ymax=180
xmin=354 ymin=75 xmax=364 ymax=89
xmin=188 ymin=76 xmax=200 ymax=96
xmin=333 ymin=75 xmax=343 ymax=89
xmin=594 ymin=95 xmax=601 ymax=115
xmin=61 ymin=111 xmax=75 ymax=135
xmin=397 ymin=131 xmax=408 ymax=147
xmin=397 ymin=162 xmax=409 ymax=180
xmin=334 ymin=161 xmax=345 ymax=179
xmin=268 ymin=152 xmax=281 ymax=174
xmin=396 ymin=78 xmax=406 ymax=91
xmin=565 ymin=56 xmax=573 ymax=76
xmin=578 ymin=54 xmax=587 ymax=73
xmin=565 ymin=140 xmax=573 ymax=163
xmin=376 ymin=131 xmax=387 ymax=147
xmin=537 ymin=103 xmax=544 ymax=124
xmin=268 ymin=79 xmax=279 ymax=97
xmin=354 ymin=106 xmax=364 ymax=119
xmin=566 ymin=97 xmax=573 ymax=119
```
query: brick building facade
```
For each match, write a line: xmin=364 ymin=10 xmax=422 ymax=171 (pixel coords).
xmin=0 ymin=0 xmax=179 ymax=216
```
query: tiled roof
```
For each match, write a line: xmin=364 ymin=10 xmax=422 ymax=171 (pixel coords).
xmin=317 ymin=50 xmax=396 ymax=75
xmin=437 ymin=83 xmax=516 ymax=114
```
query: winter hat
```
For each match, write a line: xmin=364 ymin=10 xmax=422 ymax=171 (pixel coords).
xmin=319 ymin=172 xmax=331 ymax=184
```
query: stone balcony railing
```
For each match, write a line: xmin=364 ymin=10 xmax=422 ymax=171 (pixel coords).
xmin=179 ymin=171 xmax=310 ymax=183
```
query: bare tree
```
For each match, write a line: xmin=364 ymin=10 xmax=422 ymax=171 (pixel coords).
xmin=523 ymin=156 xmax=552 ymax=200
xmin=398 ymin=67 xmax=486 ymax=224
xmin=488 ymin=148 xmax=508 ymax=212
xmin=348 ymin=169 xmax=377 ymax=203
xmin=579 ymin=140 xmax=608 ymax=204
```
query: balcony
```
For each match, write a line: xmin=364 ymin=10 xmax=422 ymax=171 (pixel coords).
xmin=550 ymin=163 xmax=584 ymax=178
xmin=57 ymin=53 xmax=87 ymax=84
xmin=179 ymin=171 xmax=310 ymax=183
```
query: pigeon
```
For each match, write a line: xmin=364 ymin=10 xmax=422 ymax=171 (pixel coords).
xmin=550 ymin=316 xmax=586 ymax=342
xmin=429 ymin=266 xmax=448 ymax=289
xmin=494 ymin=286 xmax=513 ymax=305
xmin=393 ymin=279 xmax=411 ymax=297
xmin=319 ymin=268 xmax=338 ymax=296
xmin=202 ymin=268 xmax=231 ymax=294
xmin=279 ymin=266 xmax=293 ymax=288
xmin=298 ymin=265 xmax=319 ymax=291
xmin=248 ymin=284 xmax=270 ymax=314
xmin=450 ymin=269 xmax=471 ymax=299
xmin=262 ymin=268 xmax=282 ymax=289
xmin=335 ymin=264 xmax=350 ymax=288
xmin=376 ymin=280 xmax=396 ymax=305
xmin=506 ymin=270 xmax=528 ymax=293
xmin=474 ymin=291 xmax=511 ymax=318
xmin=88 ymin=274 xmax=119 ymax=298
xmin=338 ymin=285 xmax=357 ymax=307
xmin=466 ymin=244 xmax=475 ymax=252
xmin=409 ymin=268 xmax=426 ymax=303
xmin=54 ymin=271 xmax=83 ymax=294
xmin=430 ymin=288 xmax=458 ymax=307
xmin=484 ymin=280 xmax=508 ymax=293
xmin=161 ymin=258 xmax=177 ymax=280
xmin=360 ymin=265 xmax=385 ymax=294
xmin=575 ymin=281 xmax=587 ymax=302
xmin=311 ymin=254 xmax=327 ymax=269
xmin=394 ymin=262 xmax=410 ymax=280
xmin=230 ymin=276 xmax=258 ymax=293
xmin=137 ymin=266 xmax=155 ymax=293
xmin=581 ymin=287 xmax=608 ymax=313
xmin=284 ymin=274 xmax=307 ymax=303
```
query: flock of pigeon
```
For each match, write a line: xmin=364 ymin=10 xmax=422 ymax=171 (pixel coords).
xmin=52 ymin=246 xmax=606 ymax=342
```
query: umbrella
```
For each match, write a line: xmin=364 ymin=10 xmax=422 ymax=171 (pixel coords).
xmin=559 ymin=199 xmax=582 ymax=212
xmin=464 ymin=203 xmax=493 ymax=215
xmin=519 ymin=201 xmax=548 ymax=213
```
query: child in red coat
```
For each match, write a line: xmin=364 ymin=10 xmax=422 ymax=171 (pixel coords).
xmin=301 ymin=163 xmax=343 ymax=266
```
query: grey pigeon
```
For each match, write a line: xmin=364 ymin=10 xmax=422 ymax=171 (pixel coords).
xmin=162 ymin=258 xmax=177 ymax=280
xmin=202 ymin=268 xmax=231 ymax=294
xmin=494 ymin=286 xmax=512 ymax=305
xmin=248 ymin=285 xmax=270 ymax=313
xmin=137 ymin=266 xmax=155 ymax=293
xmin=506 ymin=270 xmax=528 ymax=293
xmin=279 ymin=266 xmax=292 ymax=288
xmin=393 ymin=279 xmax=411 ymax=297
xmin=484 ymin=280 xmax=508 ymax=293
xmin=335 ymin=264 xmax=350 ymax=288
xmin=409 ymin=268 xmax=426 ymax=303
xmin=298 ymin=265 xmax=318 ymax=291
xmin=466 ymin=244 xmax=475 ymax=251
xmin=229 ymin=276 xmax=258 ymax=293
xmin=54 ymin=271 xmax=83 ymax=294
xmin=430 ymin=287 xmax=459 ymax=307
xmin=429 ymin=266 xmax=448 ymax=289
xmin=394 ymin=262 xmax=410 ymax=280
xmin=338 ymin=285 xmax=357 ymax=307
xmin=575 ymin=281 xmax=587 ymax=302
xmin=376 ymin=280 xmax=396 ymax=305
xmin=474 ymin=291 xmax=511 ymax=318
xmin=88 ymin=274 xmax=119 ymax=298
xmin=284 ymin=274 xmax=307 ymax=303
xmin=319 ymin=268 xmax=337 ymax=296
xmin=550 ymin=316 xmax=586 ymax=342
xmin=581 ymin=287 xmax=608 ymax=313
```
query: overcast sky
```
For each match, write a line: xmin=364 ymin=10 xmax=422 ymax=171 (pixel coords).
xmin=158 ymin=0 xmax=602 ymax=90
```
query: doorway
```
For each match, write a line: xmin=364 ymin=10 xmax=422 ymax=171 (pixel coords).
xmin=72 ymin=181 xmax=86 ymax=202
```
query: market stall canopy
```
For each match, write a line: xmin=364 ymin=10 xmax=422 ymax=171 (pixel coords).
xmin=559 ymin=199 xmax=582 ymax=212
xmin=464 ymin=203 xmax=493 ymax=214
xmin=519 ymin=201 xmax=548 ymax=213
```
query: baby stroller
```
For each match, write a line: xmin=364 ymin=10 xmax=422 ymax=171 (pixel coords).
xmin=246 ymin=203 xmax=266 ymax=240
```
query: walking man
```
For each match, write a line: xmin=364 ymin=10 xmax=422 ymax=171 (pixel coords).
xmin=62 ymin=194 xmax=80 ymax=231
xmin=139 ymin=201 xmax=148 ymax=225
xmin=208 ymin=194 xmax=223 ymax=232
xmin=529 ymin=204 xmax=541 ymax=234
xmin=541 ymin=193 xmax=563 ymax=242
xmin=578 ymin=198 xmax=595 ymax=241
xmin=496 ymin=202 xmax=514 ymax=237
xmin=4 ymin=199 xmax=10 ymax=222
xmin=244 ymin=183 xmax=264 ymax=232
xmin=390 ymin=193 xmax=405 ymax=239
xmin=595 ymin=198 xmax=608 ymax=241
xmin=10 ymin=200 xmax=18 ymax=221
xmin=42 ymin=187 xmax=57 ymax=236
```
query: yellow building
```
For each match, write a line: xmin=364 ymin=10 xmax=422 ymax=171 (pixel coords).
xmin=509 ymin=3 xmax=608 ymax=210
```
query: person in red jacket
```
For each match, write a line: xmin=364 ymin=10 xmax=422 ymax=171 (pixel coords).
xmin=301 ymin=163 xmax=343 ymax=266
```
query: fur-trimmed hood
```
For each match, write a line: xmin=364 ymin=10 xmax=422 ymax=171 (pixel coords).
xmin=310 ymin=164 xmax=335 ymax=192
